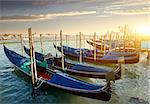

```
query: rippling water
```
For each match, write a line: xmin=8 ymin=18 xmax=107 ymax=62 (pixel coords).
xmin=0 ymin=39 xmax=150 ymax=104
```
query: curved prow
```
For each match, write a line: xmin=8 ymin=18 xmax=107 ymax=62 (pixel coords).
xmin=53 ymin=43 xmax=57 ymax=49
xmin=105 ymin=71 xmax=115 ymax=82
xmin=3 ymin=45 xmax=28 ymax=67
xmin=24 ymin=46 xmax=30 ymax=56
xmin=24 ymin=46 xmax=44 ymax=62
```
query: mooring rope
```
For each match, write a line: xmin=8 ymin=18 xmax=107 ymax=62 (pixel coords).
xmin=34 ymin=77 xmax=45 ymax=89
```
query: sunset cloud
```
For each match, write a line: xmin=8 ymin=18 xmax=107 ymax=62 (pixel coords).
xmin=0 ymin=11 xmax=96 ymax=22
xmin=96 ymin=15 xmax=110 ymax=18
xmin=1 ymin=0 xmax=149 ymax=34
xmin=104 ymin=8 xmax=150 ymax=15
xmin=104 ymin=0 xmax=150 ymax=15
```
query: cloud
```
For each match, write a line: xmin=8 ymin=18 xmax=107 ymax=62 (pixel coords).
xmin=1 ymin=0 xmax=93 ymax=8
xmin=104 ymin=8 xmax=150 ymax=15
xmin=0 ymin=11 xmax=96 ymax=22
xmin=96 ymin=15 xmax=110 ymax=18
xmin=111 ymin=0 xmax=149 ymax=7
xmin=104 ymin=0 xmax=150 ymax=15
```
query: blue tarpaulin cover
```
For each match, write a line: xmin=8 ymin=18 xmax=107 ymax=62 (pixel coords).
xmin=72 ymin=64 xmax=110 ymax=73
xmin=49 ymin=73 xmax=102 ymax=90
xmin=4 ymin=46 xmax=103 ymax=91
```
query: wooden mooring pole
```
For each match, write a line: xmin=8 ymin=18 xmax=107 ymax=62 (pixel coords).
xmin=147 ymin=50 xmax=150 ymax=59
xmin=103 ymin=35 xmax=106 ymax=56
xmin=60 ymin=30 xmax=64 ymax=70
xmin=20 ymin=34 xmax=24 ymax=56
xmin=40 ymin=34 xmax=43 ymax=54
xmin=100 ymin=35 xmax=103 ymax=52
xmin=94 ymin=32 xmax=96 ymax=61
xmin=83 ymin=34 xmax=85 ymax=49
xmin=76 ymin=34 xmax=78 ymax=48
xmin=28 ymin=28 xmax=38 ymax=94
xmin=89 ymin=35 xmax=91 ymax=50
xmin=79 ymin=32 xmax=82 ymax=63
xmin=65 ymin=35 xmax=68 ymax=46
xmin=55 ymin=34 xmax=58 ymax=57
xmin=109 ymin=32 xmax=112 ymax=52
xmin=123 ymin=25 xmax=126 ymax=52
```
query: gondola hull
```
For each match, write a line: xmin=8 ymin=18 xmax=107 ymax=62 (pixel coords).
xmin=24 ymin=46 xmax=121 ymax=80
xmin=53 ymin=44 xmax=139 ymax=64
xmin=49 ymin=60 xmax=121 ymax=80
xmin=65 ymin=43 xmax=138 ymax=57
xmin=87 ymin=40 xmax=136 ymax=52
xmin=4 ymin=45 xmax=111 ymax=101
xmin=14 ymin=65 xmax=111 ymax=101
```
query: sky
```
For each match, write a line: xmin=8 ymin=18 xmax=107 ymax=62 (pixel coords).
xmin=0 ymin=0 xmax=150 ymax=35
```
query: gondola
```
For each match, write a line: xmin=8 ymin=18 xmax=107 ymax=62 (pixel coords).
xmin=4 ymin=45 xmax=111 ymax=101
xmin=87 ymin=40 xmax=110 ymax=51
xmin=24 ymin=46 xmax=121 ymax=80
xmin=106 ymin=51 xmax=138 ymax=57
xmin=53 ymin=44 xmax=139 ymax=64
xmin=87 ymin=40 xmax=136 ymax=52
xmin=62 ymin=45 xmax=138 ymax=57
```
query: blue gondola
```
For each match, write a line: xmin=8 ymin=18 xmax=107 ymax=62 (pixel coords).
xmin=4 ymin=45 xmax=111 ymax=101
xmin=53 ymin=44 xmax=139 ymax=64
xmin=24 ymin=46 xmax=121 ymax=79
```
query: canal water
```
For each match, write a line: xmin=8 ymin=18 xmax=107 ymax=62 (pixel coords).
xmin=0 ymin=37 xmax=150 ymax=104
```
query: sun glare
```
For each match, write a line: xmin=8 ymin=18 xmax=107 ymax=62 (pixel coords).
xmin=137 ymin=24 xmax=150 ymax=35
